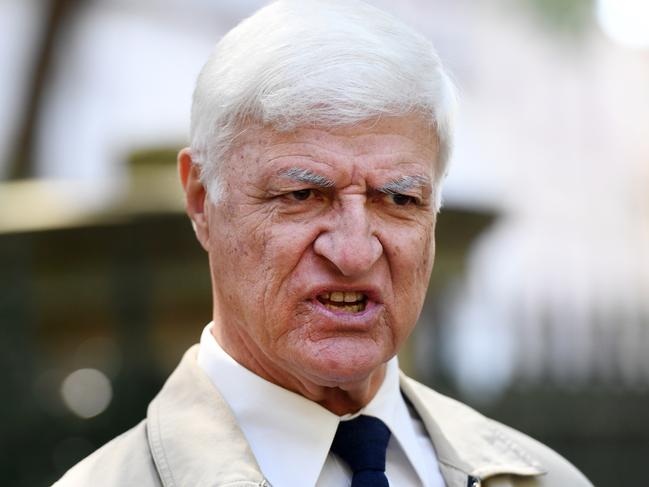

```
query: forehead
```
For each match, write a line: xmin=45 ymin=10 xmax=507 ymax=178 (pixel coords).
xmin=227 ymin=115 xmax=439 ymax=177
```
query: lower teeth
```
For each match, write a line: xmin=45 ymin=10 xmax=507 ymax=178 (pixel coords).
xmin=324 ymin=302 xmax=364 ymax=313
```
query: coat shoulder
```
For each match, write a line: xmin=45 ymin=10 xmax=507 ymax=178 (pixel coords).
xmin=52 ymin=420 xmax=161 ymax=487
xmin=401 ymin=376 xmax=593 ymax=487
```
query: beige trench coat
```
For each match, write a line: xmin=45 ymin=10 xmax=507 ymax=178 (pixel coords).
xmin=54 ymin=346 xmax=592 ymax=487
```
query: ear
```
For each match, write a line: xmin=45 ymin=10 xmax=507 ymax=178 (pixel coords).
xmin=178 ymin=147 xmax=210 ymax=250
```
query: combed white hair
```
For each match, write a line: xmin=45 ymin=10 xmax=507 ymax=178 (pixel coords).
xmin=190 ymin=0 xmax=457 ymax=208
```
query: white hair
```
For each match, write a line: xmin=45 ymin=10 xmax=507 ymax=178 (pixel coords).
xmin=190 ymin=0 xmax=457 ymax=209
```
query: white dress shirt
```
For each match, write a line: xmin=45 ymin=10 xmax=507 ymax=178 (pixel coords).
xmin=197 ymin=323 xmax=445 ymax=487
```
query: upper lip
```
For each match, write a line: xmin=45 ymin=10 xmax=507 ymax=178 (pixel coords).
xmin=307 ymin=284 xmax=383 ymax=304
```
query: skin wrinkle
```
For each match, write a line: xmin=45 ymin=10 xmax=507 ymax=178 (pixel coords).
xmin=263 ymin=123 xmax=435 ymax=163
xmin=181 ymin=115 xmax=438 ymax=414
xmin=272 ymin=146 xmax=433 ymax=173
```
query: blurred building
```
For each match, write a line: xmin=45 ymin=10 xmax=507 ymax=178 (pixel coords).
xmin=423 ymin=0 xmax=649 ymax=399
xmin=1 ymin=0 xmax=648 ymax=485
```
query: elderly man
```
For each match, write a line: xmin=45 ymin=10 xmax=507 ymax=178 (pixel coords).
xmin=56 ymin=1 xmax=592 ymax=486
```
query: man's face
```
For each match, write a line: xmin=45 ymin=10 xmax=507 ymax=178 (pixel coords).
xmin=196 ymin=115 xmax=438 ymax=393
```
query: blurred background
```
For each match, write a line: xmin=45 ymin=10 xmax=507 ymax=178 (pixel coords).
xmin=1 ymin=0 xmax=648 ymax=485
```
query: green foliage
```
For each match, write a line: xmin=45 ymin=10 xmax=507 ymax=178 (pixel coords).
xmin=128 ymin=147 xmax=181 ymax=168
xmin=524 ymin=0 xmax=594 ymax=34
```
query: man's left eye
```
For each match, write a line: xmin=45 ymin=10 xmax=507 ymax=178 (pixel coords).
xmin=290 ymin=189 xmax=313 ymax=201
xmin=390 ymin=193 xmax=418 ymax=206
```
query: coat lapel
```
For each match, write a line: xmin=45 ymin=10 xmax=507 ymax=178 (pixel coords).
xmin=147 ymin=345 xmax=267 ymax=487
xmin=400 ymin=373 xmax=546 ymax=486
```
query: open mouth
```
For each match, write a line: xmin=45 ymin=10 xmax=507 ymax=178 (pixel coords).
xmin=316 ymin=291 xmax=368 ymax=313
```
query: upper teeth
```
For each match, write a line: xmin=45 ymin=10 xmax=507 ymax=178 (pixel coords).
xmin=321 ymin=291 xmax=365 ymax=303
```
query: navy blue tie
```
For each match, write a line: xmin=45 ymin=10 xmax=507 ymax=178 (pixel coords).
xmin=331 ymin=415 xmax=391 ymax=487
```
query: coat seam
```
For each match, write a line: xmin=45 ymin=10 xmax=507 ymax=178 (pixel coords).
xmin=218 ymin=482 xmax=268 ymax=487
xmin=147 ymin=400 xmax=177 ymax=487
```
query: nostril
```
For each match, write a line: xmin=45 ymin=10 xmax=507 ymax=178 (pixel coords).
xmin=313 ymin=227 xmax=382 ymax=277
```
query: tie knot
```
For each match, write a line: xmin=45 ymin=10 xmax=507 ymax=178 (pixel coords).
xmin=331 ymin=415 xmax=391 ymax=475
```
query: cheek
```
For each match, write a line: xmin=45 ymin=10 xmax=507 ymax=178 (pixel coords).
xmin=400 ymin=223 xmax=433 ymax=260
xmin=208 ymin=208 xmax=273 ymax=314
xmin=390 ymin=226 xmax=434 ymax=295
xmin=250 ymin=222 xmax=321 ymax=301
xmin=419 ymin=228 xmax=435 ymax=279
xmin=268 ymin=217 xmax=322 ymax=256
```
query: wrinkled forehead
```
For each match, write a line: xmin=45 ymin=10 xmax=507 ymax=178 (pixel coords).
xmin=226 ymin=114 xmax=439 ymax=170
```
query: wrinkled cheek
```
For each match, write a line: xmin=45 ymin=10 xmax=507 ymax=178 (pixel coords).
xmin=417 ymin=222 xmax=435 ymax=269
xmin=398 ymin=230 xmax=434 ymax=306
xmin=419 ymin=234 xmax=435 ymax=281
xmin=252 ymin=229 xmax=309 ymax=319
xmin=210 ymin=227 xmax=269 ymax=315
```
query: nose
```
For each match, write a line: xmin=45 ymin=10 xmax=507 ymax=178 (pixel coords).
xmin=313 ymin=198 xmax=383 ymax=277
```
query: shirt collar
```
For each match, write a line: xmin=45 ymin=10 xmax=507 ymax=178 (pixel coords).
xmin=197 ymin=322 xmax=429 ymax=487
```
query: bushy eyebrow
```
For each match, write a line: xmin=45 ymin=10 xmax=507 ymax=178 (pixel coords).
xmin=377 ymin=175 xmax=431 ymax=195
xmin=278 ymin=168 xmax=430 ymax=195
xmin=278 ymin=167 xmax=335 ymax=188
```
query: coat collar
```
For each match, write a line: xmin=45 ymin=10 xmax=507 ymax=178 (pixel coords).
xmin=147 ymin=346 xmax=545 ymax=487
xmin=400 ymin=374 xmax=546 ymax=485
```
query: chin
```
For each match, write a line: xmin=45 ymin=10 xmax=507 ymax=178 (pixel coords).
xmin=292 ymin=337 xmax=392 ymax=387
